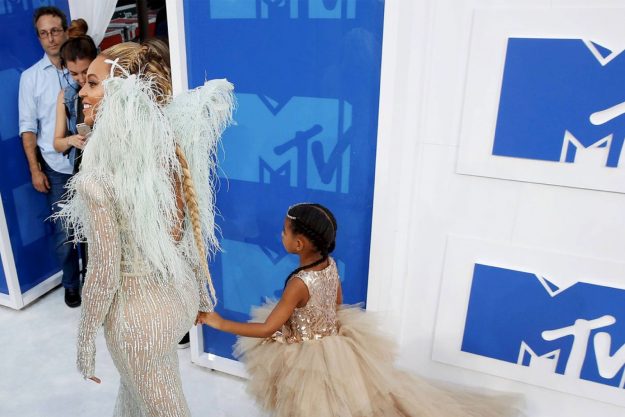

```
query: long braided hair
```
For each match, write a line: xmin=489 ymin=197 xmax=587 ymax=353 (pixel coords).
xmin=58 ymin=39 xmax=228 ymax=308
xmin=101 ymin=40 xmax=214 ymax=298
xmin=283 ymin=203 xmax=337 ymax=287
xmin=175 ymin=145 xmax=217 ymax=304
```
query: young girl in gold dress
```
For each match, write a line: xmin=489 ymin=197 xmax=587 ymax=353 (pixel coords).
xmin=197 ymin=203 xmax=523 ymax=417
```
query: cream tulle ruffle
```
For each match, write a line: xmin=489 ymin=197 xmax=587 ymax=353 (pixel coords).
xmin=235 ymin=303 xmax=523 ymax=417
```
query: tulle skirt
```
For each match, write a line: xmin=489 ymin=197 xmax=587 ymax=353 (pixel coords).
xmin=234 ymin=303 xmax=523 ymax=417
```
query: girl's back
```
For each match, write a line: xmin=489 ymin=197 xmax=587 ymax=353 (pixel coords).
xmin=279 ymin=258 xmax=340 ymax=344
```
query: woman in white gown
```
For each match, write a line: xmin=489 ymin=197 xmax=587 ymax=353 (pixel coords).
xmin=58 ymin=39 xmax=234 ymax=416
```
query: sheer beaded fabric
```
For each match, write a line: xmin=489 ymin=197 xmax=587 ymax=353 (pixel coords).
xmin=76 ymin=177 xmax=212 ymax=417
xmin=59 ymin=68 xmax=234 ymax=415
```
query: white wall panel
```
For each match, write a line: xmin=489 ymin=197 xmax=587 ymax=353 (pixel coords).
xmin=368 ymin=1 xmax=625 ymax=415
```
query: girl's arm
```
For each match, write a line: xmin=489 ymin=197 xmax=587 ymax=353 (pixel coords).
xmin=53 ymin=92 xmax=70 ymax=153
xmin=53 ymin=91 xmax=85 ymax=153
xmin=197 ymin=277 xmax=309 ymax=338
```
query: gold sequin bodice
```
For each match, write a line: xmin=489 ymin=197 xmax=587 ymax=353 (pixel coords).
xmin=276 ymin=258 xmax=339 ymax=344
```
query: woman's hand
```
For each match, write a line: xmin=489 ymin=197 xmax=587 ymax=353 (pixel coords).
xmin=88 ymin=376 xmax=101 ymax=384
xmin=195 ymin=311 xmax=223 ymax=330
xmin=67 ymin=134 xmax=87 ymax=150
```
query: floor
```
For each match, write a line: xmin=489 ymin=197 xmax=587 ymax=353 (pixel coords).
xmin=0 ymin=287 xmax=266 ymax=417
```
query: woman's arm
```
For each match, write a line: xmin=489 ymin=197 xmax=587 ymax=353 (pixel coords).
xmin=76 ymin=180 xmax=121 ymax=380
xmin=197 ymin=278 xmax=309 ymax=338
xmin=53 ymin=91 xmax=85 ymax=153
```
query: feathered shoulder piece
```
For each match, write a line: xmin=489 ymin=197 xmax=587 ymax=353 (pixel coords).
xmin=164 ymin=79 xmax=235 ymax=255
xmin=56 ymin=64 xmax=234 ymax=284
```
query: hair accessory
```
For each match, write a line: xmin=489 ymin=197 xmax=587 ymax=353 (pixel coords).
xmin=286 ymin=203 xmax=302 ymax=220
xmin=104 ymin=58 xmax=128 ymax=78
xmin=287 ymin=202 xmax=313 ymax=220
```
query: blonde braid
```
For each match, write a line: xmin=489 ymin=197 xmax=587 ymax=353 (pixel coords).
xmin=175 ymin=145 xmax=217 ymax=305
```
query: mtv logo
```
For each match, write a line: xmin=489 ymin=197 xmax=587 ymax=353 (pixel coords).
xmin=560 ymin=131 xmax=613 ymax=168
xmin=220 ymin=93 xmax=352 ymax=193
xmin=208 ymin=0 xmax=356 ymax=20
xmin=517 ymin=341 xmax=560 ymax=374
xmin=493 ymin=38 xmax=625 ymax=169
xmin=462 ymin=264 xmax=625 ymax=389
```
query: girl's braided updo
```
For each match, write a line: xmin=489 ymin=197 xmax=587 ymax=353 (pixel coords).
xmin=284 ymin=203 xmax=337 ymax=286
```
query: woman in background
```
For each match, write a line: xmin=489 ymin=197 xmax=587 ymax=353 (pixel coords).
xmin=53 ymin=18 xmax=97 ymax=173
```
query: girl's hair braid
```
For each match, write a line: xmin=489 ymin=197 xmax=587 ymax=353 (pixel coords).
xmin=293 ymin=221 xmax=329 ymax=256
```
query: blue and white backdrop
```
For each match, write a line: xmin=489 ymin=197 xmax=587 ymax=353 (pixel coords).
xmin=457 ymin=8 xmax=625 ymax=193
xmin=176 ymin=0 xmax=385 ymax=373
xmin=434 ymin=6 xmax=625 ymax=408
xmin=433 ymin=235 xmax=625 ymax=407
xmin=0 ymin=0 xmax=70 ymax=309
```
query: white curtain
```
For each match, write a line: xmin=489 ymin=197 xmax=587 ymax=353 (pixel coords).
xmin=68 ymin=0 xmax=118 ymax=47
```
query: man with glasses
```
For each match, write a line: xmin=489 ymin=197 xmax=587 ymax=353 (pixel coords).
xmin=19 ymin=6 xmax=81 ymax=308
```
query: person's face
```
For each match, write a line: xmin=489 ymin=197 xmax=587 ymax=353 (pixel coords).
xmin=66 ymin=58 xmax=92 ymax=87
xmin=35 ymin=15 xmax=67 ymax=58
xmin=79 ymin=55 xmax=110 ymax=126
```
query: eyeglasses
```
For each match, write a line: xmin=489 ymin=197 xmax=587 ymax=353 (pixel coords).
xmin=38 ymin=27 xmax=64 ymax=39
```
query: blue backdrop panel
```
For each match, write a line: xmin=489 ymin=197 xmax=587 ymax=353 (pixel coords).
xmin=0 ymin=0 xmax=69 ymax=294
xmin=183 ymin=0 xmax=385 ymax=359
xmin=493 ymin=38 xmax=625 ymax=167
xmin=462 ymin=264 xmax=625 ymax=389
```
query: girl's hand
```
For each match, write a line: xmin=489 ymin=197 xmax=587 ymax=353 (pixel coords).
xmin=89 ymin=376 xmax=101 ymax=384
xmin=67 ymin=134 xmax=87 ymax=150
xmin=195 ymin=311 xmax=223 ymax=330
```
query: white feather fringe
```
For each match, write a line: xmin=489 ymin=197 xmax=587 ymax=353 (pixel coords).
xmin=56 ymin=73 xmax=234 ymax=290
xmin=165 ymin=79 xmax=235 ymax=256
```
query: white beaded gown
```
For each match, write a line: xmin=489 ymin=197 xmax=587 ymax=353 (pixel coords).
xmin=59 ymin=72 xmax=234 ymax=417
xmin=235 ymin=258 xmax=524 ymax=417
xmin=77 ymin=179 xmax=212 ymax=416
